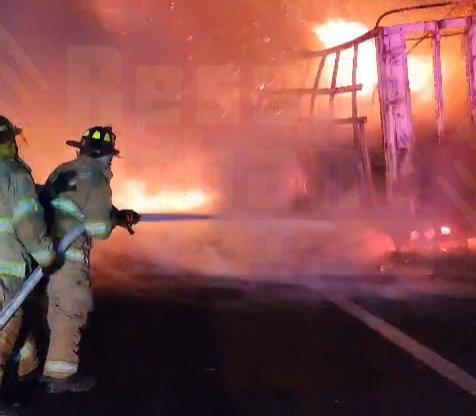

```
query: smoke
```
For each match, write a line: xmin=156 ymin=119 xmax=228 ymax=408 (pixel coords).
xmin=91 ymin=219 xmax=397 ymax=288
xmin=3 ymin=0 xmax=476 ymax=288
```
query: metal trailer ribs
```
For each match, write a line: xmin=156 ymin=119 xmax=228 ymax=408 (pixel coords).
xmin=278 ymin=15 xmax=476 ymax=204
xmin=376 ymin=16 xmax=476 ymax=203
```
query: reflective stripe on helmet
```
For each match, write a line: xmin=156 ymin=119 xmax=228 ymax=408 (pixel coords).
xmin=0 ymin=261 xmax=25 ymax=278
xmin=104 ymin=132 xmax=111 ymax=142
xmin=0 ymin=218 xmax=13 ymax=233
xmin=92 ymin=130 xmax=101 ymax=140
xmin=51 ymin=198 xmax=85 ymax=221
xmin=44 ymin=360 xmax=78 ymax=377
xmin=12 ymin=199 xmax=40 ymax=223
xmin=85 ymin=221 xmax=112 ymax=237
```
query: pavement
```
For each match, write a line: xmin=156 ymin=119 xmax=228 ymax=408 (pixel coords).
xmin=4 ymin=272 xmax=476 ymax=415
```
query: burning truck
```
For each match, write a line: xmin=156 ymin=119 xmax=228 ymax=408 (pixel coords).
xmin=254 ymin=2 xmax=476 ymax=261
xmin=94 ymin=2 xmax=476 ymax=280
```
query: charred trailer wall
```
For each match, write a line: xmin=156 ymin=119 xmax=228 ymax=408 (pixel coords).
xmin=376 ymin=27 xmax=416 ymax=207
xmin=376 ymin=16 xmax=476 ymax=209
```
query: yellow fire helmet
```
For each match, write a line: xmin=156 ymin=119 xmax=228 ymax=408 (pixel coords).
xmin=66 ymin=126 xmax=120 ymax=158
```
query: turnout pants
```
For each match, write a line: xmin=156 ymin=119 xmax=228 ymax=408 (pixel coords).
xmin=43 ymin=260 xmax=93 ymax=379
xmin=0 ymin=277 xmax=22 ymax=385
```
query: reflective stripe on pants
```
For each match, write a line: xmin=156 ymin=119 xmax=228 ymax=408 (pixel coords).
xmin=44 ymin=261 xmax=92 ymax=379
xmin=44 ymin=360 xmax=78 ymax=378
xmin=65 ymin=248 xmax=87 ymax=264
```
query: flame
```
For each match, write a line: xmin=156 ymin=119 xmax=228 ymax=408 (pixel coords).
xmin=313 ymin=20 xmax=378 ymax=94
xmin=440 ymin=225 xmax=452 ymax=236
xmin=467 ymin=237 xmax=476 ymax=251
xmin=115 ymin=180 xmax=212 ymax=213
xmin=313 ymin=19 xmax=433 ymax=96
xmin=407 ymin=57 xmax=434 ymax=97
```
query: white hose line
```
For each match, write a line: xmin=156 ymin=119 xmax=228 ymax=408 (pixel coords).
xmin=0 ymin=225 xmax=85 ymax=330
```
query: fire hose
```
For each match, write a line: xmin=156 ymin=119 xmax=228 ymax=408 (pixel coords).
xmin=0 ymin=213 xmax=223 ymax=330
xmin=0 ymin=212 xmax=336 ymax=330
xmin=0 ymin=224 xmax=85 ymax=330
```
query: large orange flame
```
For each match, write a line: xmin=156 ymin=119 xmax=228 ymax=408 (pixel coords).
xmin=313 ymin=19 xmax=434 ymax=97
xmin=114 ymin=180 xmax=213 ymax=213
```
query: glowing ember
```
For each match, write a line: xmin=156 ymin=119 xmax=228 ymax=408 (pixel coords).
xmin=440 ymin=225 xmax=452 ymax=236
xmin=410 ymin=230 xmax=420 ymax=241
xmin=313 ymin=19 xmax=433 ymax=96
xmin=467 ymin=237 xmax=476 ymax=251
xmin=115 ymin=180 xmax=212 ymax=213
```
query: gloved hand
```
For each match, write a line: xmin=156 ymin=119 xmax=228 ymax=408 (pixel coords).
xmin=41 ymin=242 xmax=65 ymax=276
xmin=115 ymin=209 xmax=140 ymax=235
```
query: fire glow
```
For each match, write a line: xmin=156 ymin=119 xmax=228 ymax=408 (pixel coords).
xmin=440 ymin=225 xmax=452 ymax=236
xmin=115 ymin=180 xmax=212 ymax=213
xmin=313 ymin=19 xmax=434 ymax=96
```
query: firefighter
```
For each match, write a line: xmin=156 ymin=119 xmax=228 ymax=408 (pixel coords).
xmin=0 ymin=116 xmax=55 ymax=391
xmin=40 ymin=126 xmax=139 ymax=393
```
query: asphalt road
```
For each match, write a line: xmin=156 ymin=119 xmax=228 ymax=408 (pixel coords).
xmin=7 ymin=276 xmax=476 ymax=416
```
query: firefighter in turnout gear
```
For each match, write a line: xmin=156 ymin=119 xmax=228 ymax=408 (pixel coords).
xmin=41 ymin=126 xmax=139 ymax=393
xmin=0 ymin=116 xmax=55 ymax=391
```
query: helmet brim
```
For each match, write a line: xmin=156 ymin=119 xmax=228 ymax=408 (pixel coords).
xmin=66 ymin=140 xmax=120 ymax=156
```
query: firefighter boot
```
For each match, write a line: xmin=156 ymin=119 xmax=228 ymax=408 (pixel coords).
xmin=0 ymin=401 xmax=17 ymax=416
xmin=42 ymin=373 xmax=96 ymax=394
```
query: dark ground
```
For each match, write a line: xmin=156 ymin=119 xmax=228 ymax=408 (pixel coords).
xmin=7 ymin=277 xmax=476 ymax=416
